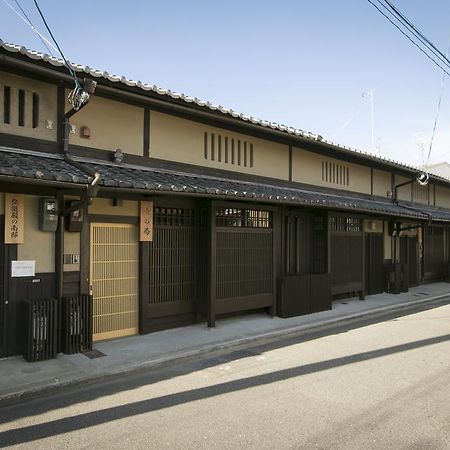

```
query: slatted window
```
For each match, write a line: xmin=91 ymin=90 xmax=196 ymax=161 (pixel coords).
xmin=216 ymin=208 xmax=272 ymax=228
xmin=32 ymin=93 xmax=39 ymax=128
xmin=2 ymin=86 xmax=40 ymax=128
xmin=18 ymin=89 xmax=25 ymax=127
xmin=413 ymin=183 xmax=429 ymax=203
xmin=322 ymin=161 xmax=349 ymax=185
xmin=330 ymin=216 xmax=361 ymax=232
xmin=154 ymin=207 xmax=196 ymax=227
xmin=204 ymin=132 xmax=254 ymax=168
xmin=3 ymin=86 xmax=11 ymax=124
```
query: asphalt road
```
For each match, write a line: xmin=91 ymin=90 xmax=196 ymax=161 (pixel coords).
xmin=1 ymin=303 xmax=450 ymax=449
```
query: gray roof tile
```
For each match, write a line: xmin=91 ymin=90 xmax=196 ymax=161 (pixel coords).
xmin=0 ymin=147 xmax=449 ymax=221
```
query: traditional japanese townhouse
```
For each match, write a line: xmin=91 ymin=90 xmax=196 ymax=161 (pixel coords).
xmin=1 ymin=40 xmax=450 ymax=358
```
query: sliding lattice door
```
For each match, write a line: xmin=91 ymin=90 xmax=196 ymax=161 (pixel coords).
xmin=90 ymin=223 xmax=139 ymax=341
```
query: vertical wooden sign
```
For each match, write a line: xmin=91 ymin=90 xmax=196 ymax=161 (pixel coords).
xmin=5 ymin=193 xmax=25 ymax=244
xmin=140 ymin=201 xmax=153 ymax=241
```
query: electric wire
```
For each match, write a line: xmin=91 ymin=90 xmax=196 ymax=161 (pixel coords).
xmin=425 ymin=39 xmax=450 ymax=170
xmin=32 ymin=0 xmax=77 ymax=81
xmin=366 ymin=0 xmax=450 ymax=76
xmin=32 ymin=0 xmax=89 ymax=110
xmin=1 ymin=0 xmax=56 ymax=55
xmin=381 ymin=0 xmax=450 ymax=69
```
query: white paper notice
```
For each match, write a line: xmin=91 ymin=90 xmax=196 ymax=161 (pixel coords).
xmin=11 ymin=260 xmax=36 ymax=277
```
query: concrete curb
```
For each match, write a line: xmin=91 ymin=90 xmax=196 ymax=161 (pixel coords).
xmin=1 ymin=293 xmax=449 ymax=406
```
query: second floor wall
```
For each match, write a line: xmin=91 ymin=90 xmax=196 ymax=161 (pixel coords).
xmin=2 ymin=69 xmax=450 ymax=210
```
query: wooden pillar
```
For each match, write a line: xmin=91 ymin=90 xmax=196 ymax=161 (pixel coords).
xmin=80 ymin=194 xmax=90 ymax=295
xmin=207 ymin=201 xmax=216 ymax=328
xmin=360 ymin=229 xmax=366 ymax=300
xmin=55 ymin=191 xmax=64 ymax=301
xmin=270 ymin=209 xmax=281 ymax=316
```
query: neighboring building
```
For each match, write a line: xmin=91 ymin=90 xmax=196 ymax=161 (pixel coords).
xmin=427 ymin=162 xmax=450 ymax=181
xmin=1 ymin=40 xmax=450 ymax=358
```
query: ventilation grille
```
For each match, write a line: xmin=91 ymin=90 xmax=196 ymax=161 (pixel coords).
xmin=216 ymin=208 xmax=272 ymax=228
xmin=413 ymin=183 xmax=429 ymax=202
xmin=204 ymin=132 xmax=254 ymax=168
xmin=2 ymin=85 xmax=40 ymax=128
xmin=322 ymin=161 xmax=349 ymax=185
xmin=330 ymin=216 xmax=361 ymax=232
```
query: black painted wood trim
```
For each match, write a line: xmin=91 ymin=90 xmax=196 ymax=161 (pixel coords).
xmin=207 ymin=201 xmax=216 ymax=327
xmin=80 ymin=199 xmax=90 ymax=295
xmin=143 ymin=107 xmax=150 ymax=158
xmin=0 ymin=132 xmax=58 ymax=154
xmin=56 ymin=85 xmax=65 ymax=150
xmin=288 ymin=145 xmax=293 ymax=182
xmin=370 ymin=168 xmax=373 ymax=196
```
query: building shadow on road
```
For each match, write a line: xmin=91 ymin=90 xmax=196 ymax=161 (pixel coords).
xmin=0 ymin=301 xmax=449 ymax=447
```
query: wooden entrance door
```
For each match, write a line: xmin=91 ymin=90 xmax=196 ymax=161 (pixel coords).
xmin=365 ymin=233 xmax=384 ymax=295
xmin=90 ymin=223 xmax=139 ymax=341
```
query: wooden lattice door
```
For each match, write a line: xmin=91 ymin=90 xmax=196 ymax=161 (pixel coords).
xmin=90 ymin=223 xmax=139 ymax=341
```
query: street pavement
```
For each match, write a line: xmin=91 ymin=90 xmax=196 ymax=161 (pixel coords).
xmin=0 ymin=302 xmax=449 ymax=449
xmin=1 ymin=282 xmax=450 ymax=405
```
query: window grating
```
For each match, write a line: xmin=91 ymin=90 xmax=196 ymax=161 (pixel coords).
xmin=32 ymin=93 xmax=39 ymax=128
xmin=154 ymin=207 xmax=196 ymax=227
xmin=18 ymin=89 xmax=25 ymax=127
xmin=216 ymin=208 xmax=272 ymax=228
xmin=3 ymin=86 xmax=10 ymax=124
xmin=413 ymin=183 xmax=429 ymax=202
xmin=330 ymin=216 xmax=361 ymax=232
xmin=204 ymin=132 xmax=254 ymax=168
xmin=2 ymin=86 xmax=40 ymax=128
xmin=322 ymin=161 xmax=349 ymax=185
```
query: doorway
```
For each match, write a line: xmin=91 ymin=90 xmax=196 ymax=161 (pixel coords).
xmin=90 ymin=223 xmax=139 ymax=341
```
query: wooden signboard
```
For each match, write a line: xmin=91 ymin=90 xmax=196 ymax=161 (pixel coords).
xmin=5 ymin=193 xmax=25 ymax=244
xmin=140 ymin=201 xmax=153 ymax=242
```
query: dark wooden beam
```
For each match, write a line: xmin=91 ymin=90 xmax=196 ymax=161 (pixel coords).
xmin=207 ymin=201 xmax=216 ymax=327
xmin=80 ymin=195 xmax=90 ymax=295
xmin=288 ymin=145 xmax=293 ymax=182
xmin=143 ymin=107 xmax=150 ymax=158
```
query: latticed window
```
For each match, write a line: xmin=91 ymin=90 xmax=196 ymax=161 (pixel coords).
xmin=216 ymin=208 xmax=272 ymax=228
xmin=154 ymin=207 xmax=196 ymax=227
xmin=330 ymin=216 xmax=361 ymax=232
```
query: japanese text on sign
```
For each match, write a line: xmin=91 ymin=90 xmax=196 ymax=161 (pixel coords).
xmin=140 ymin=201 xmax=153 ymax=241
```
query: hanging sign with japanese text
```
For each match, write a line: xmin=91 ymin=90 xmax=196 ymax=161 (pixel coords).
xmin=5 ymin=193 xmax=25 ymax=244
xmin=140 ymin=201 xmax=153 ymax=241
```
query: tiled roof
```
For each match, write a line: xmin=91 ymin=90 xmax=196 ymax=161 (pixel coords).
xmin=1 ymin=146 xmax=448 ymax=222
xmin=1 ymin=39 xmax=449 ymax=183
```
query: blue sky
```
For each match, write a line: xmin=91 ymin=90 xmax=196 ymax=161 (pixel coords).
xmin=2 ymin=0 xmax=450 ymax=166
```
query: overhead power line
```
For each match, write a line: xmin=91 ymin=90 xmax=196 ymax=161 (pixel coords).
xmin=32 ymin=0 xmax=78 ymax=81
xmin=425 ymin=39 xmax=450 ymax=169
xmin=381 ymin=0 xmax=450 ymax=69
xmin=1 ymin=0 xmax=56 ymax=55
xmin=366 ymin=0 xmax=450 ymax=76
xmin=32 ymin=0 xmax=90 ymax=110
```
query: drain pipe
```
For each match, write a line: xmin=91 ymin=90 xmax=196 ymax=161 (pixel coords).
xmin=56 ymin=78 xmax=101 ymax=305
